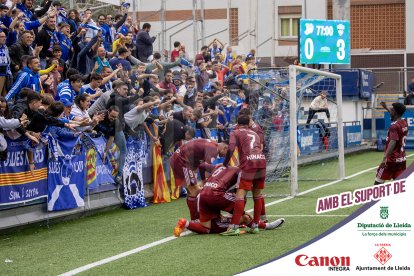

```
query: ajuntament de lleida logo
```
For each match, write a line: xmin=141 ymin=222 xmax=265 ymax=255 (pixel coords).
xmin=380 ymin=206 xmax=389 ymax=219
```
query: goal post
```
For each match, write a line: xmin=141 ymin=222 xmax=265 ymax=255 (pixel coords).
xmin=289 ymin=65 xmax=345 ymax=197
xmin=246 ymin=65 xmax=345 ymax=198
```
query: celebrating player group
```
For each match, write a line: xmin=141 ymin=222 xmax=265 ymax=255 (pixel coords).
xmin=171 ymin=108 xmax=285 ymax=237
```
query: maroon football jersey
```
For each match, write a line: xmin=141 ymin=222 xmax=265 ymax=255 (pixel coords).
xmin=201 ymin=166 xmax=240 ymax=196
xmin=229 ymin=127 xmax=266 ymax=170
xmin=234 ymin=121 xmax=265 ymax=146
xmin=173 ymin=139 xmax=218 ymax=169
xmin=250 ymin=122 xmax=265 ymax=147
xmin=385 ymin=119 xmax=408 ymax=163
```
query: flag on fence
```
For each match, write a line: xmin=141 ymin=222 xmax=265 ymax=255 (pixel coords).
xmin=170 ymin=168 xmax=180 ymax=200
xmin=47 ymin=136 xmax=85 ymax=211
xmin=0 ymin=137 xmax=48 ymax=205
xmin=109 ymin=143 xmax=119 ymax=177
xmin=86 ymin=148 xmax=97 ymax=185
xmin=229 ymin=147 xmax=239 ymax=166
xmin=123 ymin=136 xmax=147 ymax=209
xmin=153 ymin=145 xmax=171 ymax=203
xmin=86 ymin=136 xmax=115 ymax=190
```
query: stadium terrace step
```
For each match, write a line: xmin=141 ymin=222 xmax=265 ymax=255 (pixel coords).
xmin=373 ymin=93 xmax=401 ymax=118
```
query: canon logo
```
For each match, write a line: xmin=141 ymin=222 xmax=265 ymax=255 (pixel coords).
xmin=295 ymin=255 xmax=350 ymax=267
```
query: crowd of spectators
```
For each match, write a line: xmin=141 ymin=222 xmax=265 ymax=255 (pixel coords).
xmin=0 ymin=0 xmax=289 ymax=185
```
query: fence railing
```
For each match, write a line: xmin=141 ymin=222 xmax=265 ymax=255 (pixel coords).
xmin=361 ymin=67 xmax=414 ymax=93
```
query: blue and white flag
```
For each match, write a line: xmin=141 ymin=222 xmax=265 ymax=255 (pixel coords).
xmin=123 ymin=135 xmax=148 ymax=209
xmin=79 ymin=23 xmax=102 ymax=32
xmin=47 ymin=136 xmax=85 ymax=211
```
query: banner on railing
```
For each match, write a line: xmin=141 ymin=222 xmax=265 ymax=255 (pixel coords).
xmin=0 ymin=137 xmax=47 ymax=206
xmin=122 ymin=136 xmax=147 ymax=209
xmin=47 ymin=136 xmax=85 ymax=211
xmin=86 ymin=136 xmax=115 ymax=190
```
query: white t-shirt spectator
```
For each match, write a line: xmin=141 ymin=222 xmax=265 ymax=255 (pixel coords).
xmin=124 ymin=106 xmax=149 ymax=130
xmin=310 ymin=95 xmax=328 ymax=110
xmin=71 ymin=105 xmax=93 ymax=132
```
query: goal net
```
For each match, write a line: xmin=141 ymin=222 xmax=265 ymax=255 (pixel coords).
xmin=246 ymin=65 xmax=345 ymax=197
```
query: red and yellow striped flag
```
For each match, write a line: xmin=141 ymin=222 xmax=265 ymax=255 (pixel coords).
xmin=229 ymin=147 xmax=239 ymax=166
xmin=153 ymin=145 xmax=171 ymax=204
xmin=108 ymin=143 xmax=118 ymax=177
xmin=170 ymin=168 xmax=180 ymax=200
xmin=86 ymin=148 xmax=97 ymax=185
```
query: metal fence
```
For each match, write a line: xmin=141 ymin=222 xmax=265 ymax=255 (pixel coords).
xmin=362 ymin=67 xmax=414 ymax=94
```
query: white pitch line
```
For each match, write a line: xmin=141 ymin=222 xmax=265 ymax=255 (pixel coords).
xmin=61 ymin=154 xmax=414 ymax=275
xmin=59 ymin=232 xmax=193 ymax=276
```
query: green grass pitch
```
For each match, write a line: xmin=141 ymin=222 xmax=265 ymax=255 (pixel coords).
xmin=0 ymin=151 xmax=411 ymax=275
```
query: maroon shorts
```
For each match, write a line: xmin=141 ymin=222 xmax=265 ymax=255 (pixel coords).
xmin=198 ymin=192 xmax=235 ymax=223
xmin=170 ymin=155 xmax=197 ymax=187
xmin=375 ymin=161 xmax=406 ymax=183
xmin=238 ymin=168 xmax=266 ymax=191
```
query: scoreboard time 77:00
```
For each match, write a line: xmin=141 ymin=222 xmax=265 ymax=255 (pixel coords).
xmin=299 ymin=19 xmax=350 ymax=65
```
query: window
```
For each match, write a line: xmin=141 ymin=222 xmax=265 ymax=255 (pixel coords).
xmin=280 ymin=16 xmax=300 ymax=38
xmin=229 ymin=8 xmax=239 ymax=46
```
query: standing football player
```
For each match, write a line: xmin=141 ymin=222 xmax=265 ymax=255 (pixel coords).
xmin=375 ymin=102 xmax=408 ymax=184
xmin=236 ymin=107 xmax=267 ymax=221
xmin=221 ymin=115 xmax=267 ymax=235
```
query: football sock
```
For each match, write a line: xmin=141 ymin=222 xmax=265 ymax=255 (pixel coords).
xmin=187 ymin=222 xmax=210 ymax=234
xmin=247 ymin=220 xmax=266 ymax=229
xmin=260 ymin=196 xmax=266 ymax=217
xmin=186 ymin=196 xmax=199 ymax=220
xmin=253 ymin=195 xmax=263 ymax=224
xmin=230 ymin=198 xmax=245 ymax=228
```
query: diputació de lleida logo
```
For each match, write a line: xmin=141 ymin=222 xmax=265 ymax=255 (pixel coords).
xmin=380 ymin=206 xmax=389 ymax=220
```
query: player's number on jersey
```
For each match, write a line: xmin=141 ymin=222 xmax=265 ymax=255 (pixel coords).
xmin=336 ymin=39 xmax=345 ymax=60
xmin=212 ymin=166 xmax=226 ymax=177
xmin=402 ymin=135 xmax=407 ymax=151
xmin=247 ymin=134 xmax=256 ymax=149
